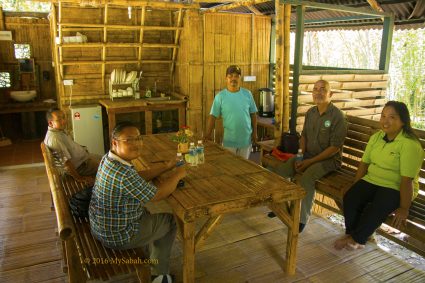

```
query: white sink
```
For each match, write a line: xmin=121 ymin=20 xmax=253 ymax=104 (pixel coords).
xmin=10 ymin=90 xmax=37 ymax=102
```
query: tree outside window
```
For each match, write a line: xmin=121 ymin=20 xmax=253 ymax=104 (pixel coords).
xmin=0 ymin=72 xmax=12 ymax=88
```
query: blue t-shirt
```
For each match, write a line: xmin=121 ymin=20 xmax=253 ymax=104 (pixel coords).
xmin=210 ymin=88 xmax=258 ymax=148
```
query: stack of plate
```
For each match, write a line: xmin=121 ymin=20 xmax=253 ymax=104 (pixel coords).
xmin=110 ymin=69 xmax=138 ymax=84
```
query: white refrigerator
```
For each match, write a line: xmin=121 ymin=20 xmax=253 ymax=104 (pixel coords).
xmin=71 ymin=105 xmax=105 ymax=156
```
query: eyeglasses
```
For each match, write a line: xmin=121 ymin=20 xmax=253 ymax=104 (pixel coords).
xmin=114 ymin=135 xmax=143 ymax=143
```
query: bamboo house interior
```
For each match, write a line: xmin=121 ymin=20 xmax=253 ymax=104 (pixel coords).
xmin=0 ymin=0 xmax=424 ymax=282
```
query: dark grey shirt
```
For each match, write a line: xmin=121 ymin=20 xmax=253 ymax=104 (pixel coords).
xmin=301 ymin=102 xmax=347 ymax=170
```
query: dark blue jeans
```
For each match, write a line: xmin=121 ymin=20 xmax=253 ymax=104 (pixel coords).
xmin=343 ymin=179 xmax=400 ymax=244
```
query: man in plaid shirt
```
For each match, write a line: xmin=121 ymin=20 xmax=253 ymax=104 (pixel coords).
xmin=89 ymin=121 xmax=186 ymax=283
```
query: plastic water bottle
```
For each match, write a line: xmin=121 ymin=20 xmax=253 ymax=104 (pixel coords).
xmin=176 ymin=152 xmax=185 ymax=167
xmin=296 ymin=149 xmax=303 ymax=162
xmin=176 ymin=153 xmax=185 ymax=188
xmin=188 ymin=142 xmax=198 ymax=166
xmin=196 ymin=140 xmax=205 ymax=164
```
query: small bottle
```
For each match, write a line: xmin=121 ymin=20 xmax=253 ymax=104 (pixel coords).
xmin=145 ymin=88 xmax=151 ymax=98
xmin=188 ymin=142 xmax=198 ymax=166
xmin=296 ymin=149 xmax=303 ymax=162
xmin=176 ymin=152 xmax=185 ymax=167
xmin=176 ymin=153 xmax=185 ymax=188
xmin=196 ymin=140 xmax=205 ymax=164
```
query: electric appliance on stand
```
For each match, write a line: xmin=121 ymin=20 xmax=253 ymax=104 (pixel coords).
xmin=258 ymin=88 xmax=274 ymax=117
xmin=71 ymin=105 xmax=105 ymax=156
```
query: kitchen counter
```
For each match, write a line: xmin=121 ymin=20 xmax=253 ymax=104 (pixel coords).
xmin=99 ymin=98 xmax=186 ymax=136
xmin=0 ymin=101 xmax=56 ymax=114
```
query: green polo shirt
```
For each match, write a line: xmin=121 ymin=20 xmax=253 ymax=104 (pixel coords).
xmin=301 ymin=102 xmax=347 ymax=171
xmin=362 ymin=130 xmax=424 ymax=198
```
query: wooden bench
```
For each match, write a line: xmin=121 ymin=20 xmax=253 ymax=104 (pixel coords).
xmin=261 ymin=115 xmax=425 ymax=256
xmin=41 ymin=143 xmax=151 ymax=283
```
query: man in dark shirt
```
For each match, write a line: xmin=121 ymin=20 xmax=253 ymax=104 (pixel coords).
xmin=267 ymin=80 xmax=347 ymax=232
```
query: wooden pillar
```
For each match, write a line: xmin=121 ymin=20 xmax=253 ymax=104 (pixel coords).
xmin=290 ymin=5 xmax=305 ymax=133
xmin=0 ymin=6 xmax=5 ymax=31
xmin=274 ymin=2 xmax=285 ymax=145
xmin=282 ymin=4 xmax=291 ymax=133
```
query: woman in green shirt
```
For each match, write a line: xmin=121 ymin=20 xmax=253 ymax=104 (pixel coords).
xmin=334 ymin=101 xmax=424 ymax=250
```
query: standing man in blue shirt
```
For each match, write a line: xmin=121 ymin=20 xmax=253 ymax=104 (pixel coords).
xmin=205 ymin=65 xmax=258 ymax=159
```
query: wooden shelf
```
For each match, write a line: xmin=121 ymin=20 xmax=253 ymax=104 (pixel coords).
xmin=51 ymin=3 xmax=185 ymax=107
xmin=59 ymin=23 xmax=183 ymax=31
xmin=59 ymin=43 xmax=179 ymax=48
xmin=60 ymin=60 xmax=173 ymax=65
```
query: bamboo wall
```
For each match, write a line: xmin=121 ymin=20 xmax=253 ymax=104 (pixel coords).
xmin=0 ymin=13 xmax=56 ymax=103
xmin=175 ymin=12 xmax=271 ymax=139
xmin=291 ymin=73 xmax=388 ymax=132
xmin=51 ymin=4 xmax=181 ymax=108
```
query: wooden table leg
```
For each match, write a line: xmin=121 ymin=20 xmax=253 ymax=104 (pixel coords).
xmin=145 ymin=111 xmax=152 ymax=134
xmin=108 ymin=110 xmax=115 ymax=138
xmin=285 ymin=199 xmax=301 ymax=275
xmin=195 ymin=215 xmax=223 ymax=249
xmin=182 ymin=221 xmax=195 ymax=283
xmin=178 ymin=105 xmax=186 ymax=128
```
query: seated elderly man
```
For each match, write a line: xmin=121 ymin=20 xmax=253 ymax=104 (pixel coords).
xmin=266 ymin=80 xmax=347 ymax=233
xmin=89 ymin=121 xmax=186 ymax=283
xmin=44 ymin=108 xmax=101 ymax=185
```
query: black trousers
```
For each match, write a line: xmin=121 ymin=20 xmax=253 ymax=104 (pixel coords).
xmin=343 ymin=179 xmax=400 ymax=244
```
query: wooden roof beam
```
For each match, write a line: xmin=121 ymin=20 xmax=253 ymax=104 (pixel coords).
xmin=42 ymin=0 xmax=199 ymax=9
xmin=247 ymin=5 xmax=263 ymax=15
xmin=202 ymin=0 xmax=269 ymax=13
xmin=366 ymin=0 xmax=384 ymax=12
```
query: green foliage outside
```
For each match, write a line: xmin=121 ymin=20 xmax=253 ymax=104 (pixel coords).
xmin=0 ymin=0 xmax=50 ymax=12
xmin=293 ymin=28 xmax=425 ymax=130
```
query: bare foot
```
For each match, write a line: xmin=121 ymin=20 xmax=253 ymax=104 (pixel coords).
xmin=345 ymin=236 xmax=365 ymax=251
xmin=333 ymin=235 xmax=350 ymax=250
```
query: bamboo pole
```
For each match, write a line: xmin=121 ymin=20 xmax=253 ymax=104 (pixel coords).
xmin=137 ymin=6 xmax=146 ymax=69
xmin=102 ymin=4 xmax=108 ymax=94
xmin=274 ymin=2 xmax=283 ymax=144
xmin=282 ymin=4 xmax=291 ymax=133
xmin=0 ymin=6 xmax=5 ymax=30
xmin=50 ymin=4 xmax=63 ymax=108
xmin=250 ymin=14 xmax=254 ymax=75
xmin=170 ymin=8 xmax=183 ymax=76
xmin=58 ymin=2 xmax=64 ymax=81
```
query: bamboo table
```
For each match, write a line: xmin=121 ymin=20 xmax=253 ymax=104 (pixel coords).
xmin=137 ymin=134 xmax=306 ymax=283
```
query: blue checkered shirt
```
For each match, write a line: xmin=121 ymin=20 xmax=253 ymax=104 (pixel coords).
xmin=89 ymin=151 xmax=157 ymax=247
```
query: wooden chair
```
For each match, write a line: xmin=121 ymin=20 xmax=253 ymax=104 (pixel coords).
xmin=261 ymin=115 xmax=425 ymax=256
xmin=41 ymin=142 xmax=151 ymax=282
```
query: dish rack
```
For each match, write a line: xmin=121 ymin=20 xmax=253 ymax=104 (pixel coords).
xmin=109 ymin=82 xmax=134 ymax=101
xmin=109 ymin=69 xmax=140 ymax=101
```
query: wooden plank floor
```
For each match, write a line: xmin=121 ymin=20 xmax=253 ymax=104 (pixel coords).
xmin=1 ymin=165 xmax=424 ymax=283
